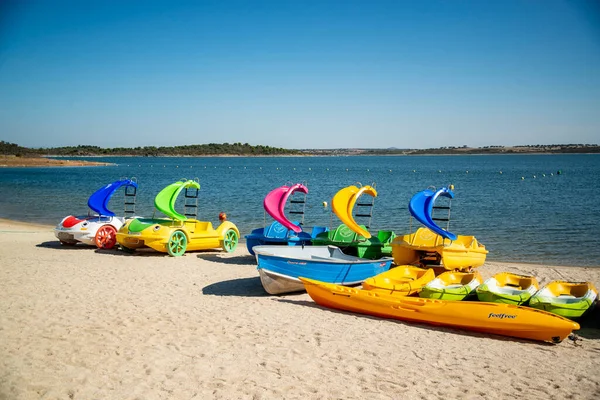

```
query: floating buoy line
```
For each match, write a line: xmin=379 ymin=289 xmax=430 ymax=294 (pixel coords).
xmin=116 ymin=164 xmax=564 ymax=180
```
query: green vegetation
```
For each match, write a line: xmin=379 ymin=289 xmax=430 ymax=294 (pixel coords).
xmin=0 ymin=141 xmax=299 ymax=156
xmin=0 ymin=141 xmax=30 ymax=157
xmin=2 ymin=140 xmax=599 ymax=157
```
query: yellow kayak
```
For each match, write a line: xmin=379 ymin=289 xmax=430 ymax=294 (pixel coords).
xmin=300 ymin=278 xmax=579 ymax=343
xmin=361 ymin=265 xmax=435 ymax=296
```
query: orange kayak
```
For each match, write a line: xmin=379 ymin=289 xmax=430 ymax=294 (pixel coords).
xmin=300 ymin=278 xmax=579 ymax=343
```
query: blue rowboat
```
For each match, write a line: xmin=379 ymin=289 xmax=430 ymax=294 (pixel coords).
xmin=253 ymin=245 xmax=393 ymax=295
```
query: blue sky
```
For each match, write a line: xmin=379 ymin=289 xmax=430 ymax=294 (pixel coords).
xmin=1 ymin=0 xmax=599 ymax=149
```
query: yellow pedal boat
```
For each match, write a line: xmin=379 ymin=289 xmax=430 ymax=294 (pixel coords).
xmin=392 ymin=227 xmax=488 ymax=271
xmin=116 ymin=179 xmax=239 ymax=256
xmin=300 ymin=278 xmax=580 ymax=343
xmin=419 ymin=270 xmax=483 ymax=301
xmin=361 ymin=265 xmax=435 ymax=296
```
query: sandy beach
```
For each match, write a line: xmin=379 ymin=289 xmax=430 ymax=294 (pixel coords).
xmin=0 ymin=156 xmax=113 ymax=168
xmin=1 ymin=219 xmax=599 ymax=400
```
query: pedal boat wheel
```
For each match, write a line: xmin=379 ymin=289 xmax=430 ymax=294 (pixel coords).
xmin=95 ymin=225 xmax=118 ymax=249
xmin=167 ymin=230 xmax=187 ymax=257
xmin=222 ymin=229 xmax=238 ymax=253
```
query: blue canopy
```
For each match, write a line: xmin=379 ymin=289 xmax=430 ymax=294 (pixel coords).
xmin=87 ymin=179 xmax=138 ymax=217
xmin=408 ymin=187 xmax=457 ymax=241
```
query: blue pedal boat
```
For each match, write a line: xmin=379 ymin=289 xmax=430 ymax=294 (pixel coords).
xmin=245 ymin=183 xmax=328 ymax=255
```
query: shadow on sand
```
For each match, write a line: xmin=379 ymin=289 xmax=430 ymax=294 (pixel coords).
xmin=574 ymin=307 xmax=600 ymax=340
xmin=196 ymin=253 xmax=256 ymax=266
xmin=202 ymin=276 xmax=268 ymax=297
xmin=37 ymin=241 xmax=170 ymax=257
xmin=37 ymin=240 xmax=97 ymax=251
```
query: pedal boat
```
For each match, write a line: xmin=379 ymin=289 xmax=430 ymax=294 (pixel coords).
xmin=54 ymin=179 xmax=138 ymax=249
xmin=392 ymin=187 xmax=487 ymax=271
xmin=300 ymin=278 xmax=580 ymax=343
xmin=361 ymin=265 xmax=435 ymax=296
xmin=311 ymin=184 xmax=395 ymax=259
xmin=253 ymin=245 xmax=392 ymax=295
xmin=116 ymin=179 xmax=239 ymax=256
xmin=392 ymin=228 xmax=488 ymax=270
xmin=245 ymin=183 xmax=328 ymax=255
xmin=529 ymin=281 xmax=598 ymax=320
xmin=476 ymin=272 xmax=539 ymax=305
xmin=419 ymin=271 xmax=483 ymax=301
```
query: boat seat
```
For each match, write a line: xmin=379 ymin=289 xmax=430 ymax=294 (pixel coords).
xmin=311 ymin=226 xmax=329 ymax=238
xmin=496 ymin=287 xmax=528 ymax=296
xmin=537 ymin=288 xmax=583 ymax=304
xmin=377 ymin=230 xmax=396 ymax=243
xmin=332 ymin=224 xmax=361 ymax=242
xmin=192 ymin=221 xmax=211 ymax=231
xmin=411 ymin=227 xmax=446 ymax=247
xmin=538 ymin=296 xmax=582 ymax=305
xmin=264 ymin=221 xmax=294 ymax=239
xmin=505 ymin=284 xmax=523 ymax=290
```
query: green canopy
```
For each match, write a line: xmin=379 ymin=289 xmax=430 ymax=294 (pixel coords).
xmin=154 ymin=180 xmax=200 ymax=221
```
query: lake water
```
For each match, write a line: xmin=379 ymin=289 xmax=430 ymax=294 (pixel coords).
xmin=1 ymin=154 xmax=598 ymax=267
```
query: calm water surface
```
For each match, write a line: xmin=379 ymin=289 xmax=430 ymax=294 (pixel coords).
xmin=1 ymin=154 xmax=598 ymax=267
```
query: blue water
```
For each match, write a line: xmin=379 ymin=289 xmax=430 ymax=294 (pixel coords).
xmin=1 ymin=154 xmax=598 ymax=266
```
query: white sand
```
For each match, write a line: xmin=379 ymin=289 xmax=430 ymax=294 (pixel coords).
xmin=1 ymin=219 xmax=599 ymax=400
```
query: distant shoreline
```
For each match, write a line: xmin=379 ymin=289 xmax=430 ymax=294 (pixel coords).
xmin=0 ymin=155 xmax=114 ymax=168
xmin=2 ymin=141 xmax=599 ymax=161
xmin=2 ymin=151 xmax=599 ymax=168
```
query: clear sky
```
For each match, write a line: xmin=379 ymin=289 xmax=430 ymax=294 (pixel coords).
xmin=1 ymin=0 xmax=599 ymax=149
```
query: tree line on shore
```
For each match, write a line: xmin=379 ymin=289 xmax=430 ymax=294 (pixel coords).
xmin=1 ymin=141 xmax=599 ymax=157
xmin=0 ymin=142 xmax=300 ymax=157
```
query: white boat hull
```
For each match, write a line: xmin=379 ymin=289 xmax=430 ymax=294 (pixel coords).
xmin=54 ymin=216 xmax=126 ymax=246
xmin=258 ymin=269 xmax=306 ymax=295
